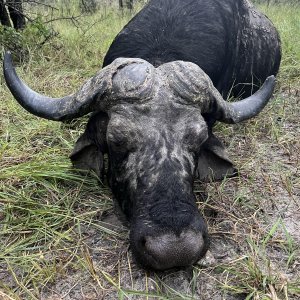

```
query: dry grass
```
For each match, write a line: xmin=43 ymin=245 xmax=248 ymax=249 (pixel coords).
xmin=0 ymin=1 xmax=299 ymax=299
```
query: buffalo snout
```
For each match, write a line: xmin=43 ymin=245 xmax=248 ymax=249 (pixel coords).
xmin=130 ymin=216 xmax=209 ymax=270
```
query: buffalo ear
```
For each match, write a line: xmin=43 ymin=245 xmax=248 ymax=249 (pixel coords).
xmin=196 ymin=132 xmax=238 ymax=182
xmin=70 ymin=112 xmax=108 ymax=180
xmin=70 ymin=133 xmax=104 ymax=179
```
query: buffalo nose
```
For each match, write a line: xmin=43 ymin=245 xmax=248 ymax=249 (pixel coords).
xmin=138 ymin=230 xmax=207 ymax=270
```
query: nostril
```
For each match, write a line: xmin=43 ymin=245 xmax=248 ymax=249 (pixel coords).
xmin=136 ymin=230 xmax=207 ymax=270
xmin=140 ymin=237 xmax=147 ymax=247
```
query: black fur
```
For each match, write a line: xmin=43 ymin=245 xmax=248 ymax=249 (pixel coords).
xmin=71 ymin=0 xmax=281 ymax=270
xmin=103 ymin=0 xmax=281 ymax=98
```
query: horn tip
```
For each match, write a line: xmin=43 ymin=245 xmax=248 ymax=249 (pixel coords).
xmin=4 ymin=51 xmax=13 ymax=70
xmin=266 ymin=75 xmax=276 ymax=85
xmin=262 ymin=75 xmax=276 ymax=94
xmin=4 ymin=51 xmax=12 ymax=61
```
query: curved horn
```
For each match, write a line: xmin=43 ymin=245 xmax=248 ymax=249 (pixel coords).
xmin=3 ymin=52 xmax=112 ymax=121
xmin=217 ymin=76 xmax=276 ymax=124
xmin=158 ymin=61 xmax=276 ymax=124
xmin=4 ymin=53 xmax=155 ymax=121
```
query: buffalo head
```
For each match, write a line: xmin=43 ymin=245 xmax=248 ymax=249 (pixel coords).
xmin=3 ymin=53 xmax=275 ymax=270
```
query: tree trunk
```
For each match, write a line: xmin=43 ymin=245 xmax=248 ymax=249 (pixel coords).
xmin=7 ymin=0 xmax=25 ymax=30
xmin=126 ymin=0 xmax=133 ymax=9
xmin=0 ymin=0 xmax=11 ymax=26
xmin=119 ymin=0 xmax=133 ymax=10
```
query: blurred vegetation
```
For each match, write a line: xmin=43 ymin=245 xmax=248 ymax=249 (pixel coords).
xmin=253 ymin=0 xmax=300 ymax=4
xmin=0 ymin=0 xmax=145 ymax=61
xmin=0 ymin=1 xmax=299 ymax=299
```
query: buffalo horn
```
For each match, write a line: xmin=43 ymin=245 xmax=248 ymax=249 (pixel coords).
xmin=214 ymin=76 xmax=276 ymax=124
xmin=3 ymin=52 xmax=111 ymax=121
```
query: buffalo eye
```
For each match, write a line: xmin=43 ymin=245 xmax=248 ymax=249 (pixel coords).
xmin=107 ymin=120 xmax=137 ymax=154
xmin=110 ymin=136 xmax=127 ymax=150
xmin=108 ymin=131 xmax=134 ymax=153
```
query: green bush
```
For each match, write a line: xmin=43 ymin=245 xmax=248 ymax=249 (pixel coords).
xmin=0 ymin=17 xmax=55 ymax=62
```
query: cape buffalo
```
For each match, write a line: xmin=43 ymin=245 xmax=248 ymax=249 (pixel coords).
xmin=3 ymin=0 xmax=281 ymax=270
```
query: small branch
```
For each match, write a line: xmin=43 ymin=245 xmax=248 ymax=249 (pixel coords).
xmin=39 ymin=30 xmax=59 ymax=46
xmin=23 ymin=0 xmax=59 ymax=11
xmin=43 ymin=15 xmax=82 ymax=27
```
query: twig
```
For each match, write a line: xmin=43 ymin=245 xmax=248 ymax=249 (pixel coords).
xmin=43 ymin=15 xmax=82 ymax=27
xmin=0 ymin=290 xmax=16 ymax=300
xmin=23 ymin=0 xmax=59 ymax=11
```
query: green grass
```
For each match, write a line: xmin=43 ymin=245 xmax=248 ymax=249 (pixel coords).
xmin=260 ymin=3 xmax=300 ymax=86
xmin=0 ymin=1 xmax=300 ymax=299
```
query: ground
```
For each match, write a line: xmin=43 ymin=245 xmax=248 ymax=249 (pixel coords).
xmin=0 ymin=1 xmax=299 ymax=300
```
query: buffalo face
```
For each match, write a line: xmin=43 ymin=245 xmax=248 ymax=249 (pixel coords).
xmin=3 ymin=53 xmax=276 ymax=270
xmin=107 ymin=103 xmax=210 ymax=269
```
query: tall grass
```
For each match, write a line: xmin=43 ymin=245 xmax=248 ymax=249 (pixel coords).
xmin=0 ymin=1 xmax=299 ymax=299
xmin=260 ymin=3 xmax=300 ymax=86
